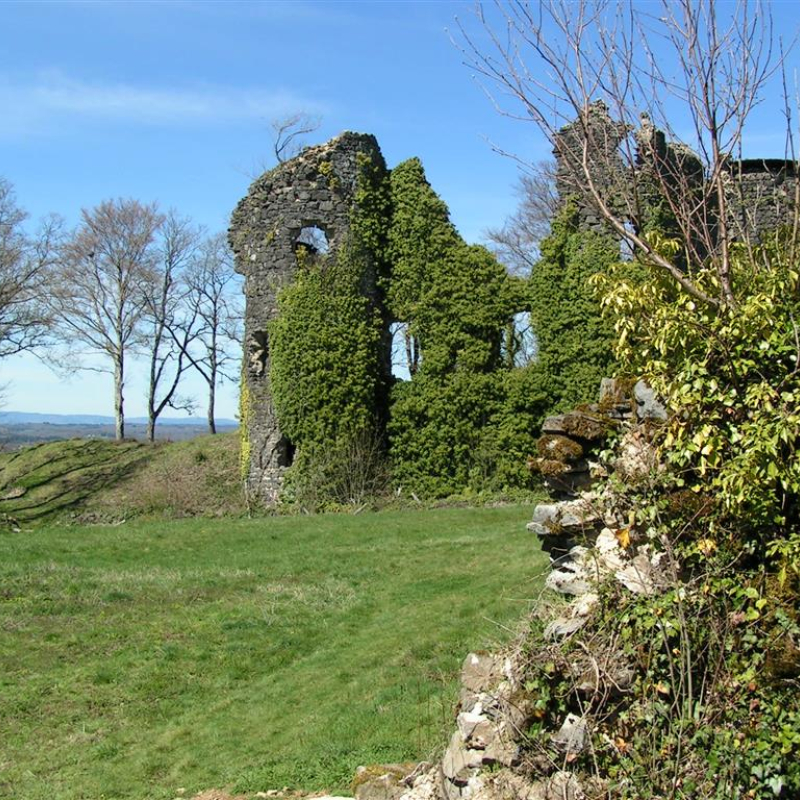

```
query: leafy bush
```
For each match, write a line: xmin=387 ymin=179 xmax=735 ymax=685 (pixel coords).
xmin=539 ymin=232 xmax=800 ymax=798
xmin=597 ymin=237 xmax=800 ymax=540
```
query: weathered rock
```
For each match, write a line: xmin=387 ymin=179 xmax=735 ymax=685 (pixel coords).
xmin=528 ymin=499 xmax=602 ymax=536
xmin=615 ymin=551 xmax=666 ymax=595
xmin=551 ymin=713 xmax=589 ymax=754
xmin=461 ymin=653 xmax=504 ymax=694
xmin=441 ymin=731 xmax=484 ymax=783
xmin=613 ymin=428 xmax=660 ymax=483
xmin=457 ymin=710 xmax=496 ymax=749
xmin=544 ymin=615 xmax=588 ymax=640
xmin=354 ymin=764 xmax=419 ymax=800
xmin=546 ymin=562 xmax=592 ymax=596
xmin=634 ymin=379 xmax=667 ymax=421
xmin=537 ymin=435 xmax=584 ymax=462
xmin=542 ymin=411 xmax=614 ymax=443
xmin=542 ymin=467 xmax=593 ymax=499
xmin=543 ymin=772 xmax=584 ymax=800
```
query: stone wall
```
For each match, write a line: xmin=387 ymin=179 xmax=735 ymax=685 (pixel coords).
xmin=228 ymin=133 xmax=389 ymax=503
xmin=554 ymin=103 xmax=798 ymax=243
xmin=724 ymin=158 xmax=799 ymax=242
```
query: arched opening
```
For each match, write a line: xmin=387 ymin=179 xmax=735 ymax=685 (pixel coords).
xmin=276 ymin=434 xmax=296 ymax=468
xmin=294 ymin=225 xmax=330 ymax=260
xmin=390 ymin=321 xmax=419 ymax=380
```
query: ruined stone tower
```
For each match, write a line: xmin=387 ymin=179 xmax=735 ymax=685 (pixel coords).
xmin=552 ymin=101 xmax=798 ymax=241
xmin=229 ymin=132 xmax=388 ymax=503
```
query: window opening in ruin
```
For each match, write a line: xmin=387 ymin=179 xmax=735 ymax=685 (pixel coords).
xmin=276 ymin=435 xmax=296 ymax=468
xmin=500 ymin=312 xmax=538 ymax=368
xmin=247 ymin=331 xmax=269 ymax=377
xmin=390 ymin=321 xmax=420 ymax=380
xmin=294 ymin=225 xmax=330 ymax=259
xmin=620 ymin=219 xmax=636 ymax=261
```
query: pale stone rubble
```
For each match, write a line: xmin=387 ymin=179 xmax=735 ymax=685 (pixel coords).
xmin=350 ymin=381 xmax=669 ymax=800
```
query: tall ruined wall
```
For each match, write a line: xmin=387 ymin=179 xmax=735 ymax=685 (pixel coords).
xmin=228 ymin=132 xmax=388 ymax=504
xmin=554 ymin=103 xmax=798 ymax=242
xmin=724 ymin=158 xmax=799 ymax=242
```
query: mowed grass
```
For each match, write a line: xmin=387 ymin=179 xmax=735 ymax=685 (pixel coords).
xmin=0 ymin=506 xmax=546 ymax=800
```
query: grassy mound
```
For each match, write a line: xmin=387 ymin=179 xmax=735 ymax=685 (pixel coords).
xmin=0 ymin=439 xmax=150 ymax=523
xmin=0 ymin=506 xmax=547 ymax=799
xmin=0 ymin=433 xmax=245 ymax=525
xmin=80 ymin=431 xmax=244 ymax=521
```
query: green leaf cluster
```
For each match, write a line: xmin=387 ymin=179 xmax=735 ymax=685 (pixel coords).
xmin=597 ymin=236 xmax=800 ymax=537
xmin=386 ymin=160 xmax=528 ymax=496
xmin=269 ymin=246 xmax=384 ymax=450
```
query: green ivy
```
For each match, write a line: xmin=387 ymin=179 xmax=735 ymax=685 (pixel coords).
xmin=268 ymin=156 xmax=391 ymax=507
xmin=386 ymin=160 xmax=526 ymax=495
xmin=530 ymin=201 xmax=621 ymax=412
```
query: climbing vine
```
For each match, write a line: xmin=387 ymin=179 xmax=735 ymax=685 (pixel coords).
xmin=268 ymin=155 xmax=391 ymax=507
xmin=387 ymin=159 xmax=527 ymax=496
xmin=529 ymin=200 xmax=621 ymax=413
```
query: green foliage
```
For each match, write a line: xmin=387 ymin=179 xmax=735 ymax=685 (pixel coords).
xmin=586 ymin=566 xmax=800 ymax=799
xmin=268 ymin=154 xmax=392 ymax=507
xmin=547 ymin=230 xmax=800 ymax=798
xmin=530 ymin=201 xmax=620 ymax=411
xmin=269 ymin=247 xmax=384 ymax=448
xmin=597 ymin=237 xmax=800 ymax=537
xmin=386 ymin=161 xmax=525 ymax=495
xmin=386 ymin=157 xmax=461 ymax=322
xmin=478 ymin=362 xmax=554 ymax=489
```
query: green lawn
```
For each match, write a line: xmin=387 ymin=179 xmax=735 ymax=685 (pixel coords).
xmin=0 ymin=506 xmax=546 ymax=800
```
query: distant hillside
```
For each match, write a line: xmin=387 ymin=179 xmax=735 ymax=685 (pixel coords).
xmin=0 ymin=411 xmax=238 ymax=426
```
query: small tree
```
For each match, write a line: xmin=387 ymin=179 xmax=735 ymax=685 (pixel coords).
xmin=0 ymin=177 xmax=62 ymax=360
xmin=271 ymin=112 xmax=321 ymax=164
xmin=140 ymin=211 xmax=202 ymax=442
xmin=485 ymin=159 xmax=558 ymax=276
xmin=179 ymin=233 xmax=243 ymax=434
xmin=52 ymin=199 xmax=163 ymax=440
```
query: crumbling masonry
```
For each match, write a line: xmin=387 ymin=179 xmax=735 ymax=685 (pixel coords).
xmin=230 ymin=113 xmax=798 ymax=505
xmin=229 ymin=133 xmax=389 ymax=503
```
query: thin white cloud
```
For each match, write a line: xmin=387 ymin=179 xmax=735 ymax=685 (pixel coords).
xmin=0 ymin=70 xmax=326 ymax=137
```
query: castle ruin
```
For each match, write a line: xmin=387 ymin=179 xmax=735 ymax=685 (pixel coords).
xmin=230 ymin=113 xmax=798 ymax=506
xmin=229 ymin=133 xmax=390 ymax=503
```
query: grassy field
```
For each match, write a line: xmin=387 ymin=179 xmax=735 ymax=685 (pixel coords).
xmin=0 ymin=506 xmax=547 ymax=800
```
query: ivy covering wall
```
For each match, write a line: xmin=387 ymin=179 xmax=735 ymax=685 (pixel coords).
xmin=528 ymin=201 xmax=619 ymax=412
xmin=267 ymin=159 xmax=618 ymax=503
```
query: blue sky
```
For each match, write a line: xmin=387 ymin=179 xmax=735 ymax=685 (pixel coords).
xmin=1 ymin=0 xmax=799 ymax=421
xmin=1 ymin=0 xmax=542 ymax=420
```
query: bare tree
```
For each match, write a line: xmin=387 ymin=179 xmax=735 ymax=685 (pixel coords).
xmin=0 ymin=177 xmax=62 ymax=359
xmin=271 ymin=112 xmax=321 ymax=164
xmin=485 ymin=159 xmax=558 ymax=276
xmin=140 ymin=211 xmax=203 ymax=442
xmin=52 ymin=199 xmax=163 ymax=440
xmin=457 ymin=0 xmax=792 ymax=308
xmin=177 ymin=233 xmax=242 ymax=434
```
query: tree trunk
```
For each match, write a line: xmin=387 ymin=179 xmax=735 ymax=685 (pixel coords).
xmin=114 ymin=355 xmax=125 ymax=441
xmin=207 ymin=330 xmax=218 ymax=434
xmin=146 ymin=413 xmax=156 ymax=443
xmin=207 ymin=379 xmax=217 ymax=435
